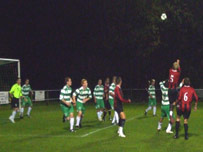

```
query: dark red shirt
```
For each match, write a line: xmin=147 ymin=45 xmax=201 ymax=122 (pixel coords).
xmin=169 ymin=67 xmax=181 ymax=89
xmin=178 ymin=86 xmax=198 ymax=111
xmin=104 ymin=83 xmax=109 ymax=101
xmin=114 ymin=85 xmax=129 ymax=109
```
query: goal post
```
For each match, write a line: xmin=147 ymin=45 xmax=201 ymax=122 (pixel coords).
xmin=0 ymin=58 xmax=21 ymax=105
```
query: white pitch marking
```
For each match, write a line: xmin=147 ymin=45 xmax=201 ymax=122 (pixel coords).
xmin=81 ymin=114 xmax=143 ymax=137
xmin=0 ymin=134 xmax=81 ymax=138
xmin=0 ymin=115 xmax=143 ymax=138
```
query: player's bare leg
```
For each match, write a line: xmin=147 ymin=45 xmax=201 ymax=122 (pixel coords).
xmin=118 ymin=112 xmax=126 ymax=137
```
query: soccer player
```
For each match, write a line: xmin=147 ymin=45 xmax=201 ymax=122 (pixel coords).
xmin=174 ymin=78 xmax=198 ymax=140
xmin=114 ymin=77 xmax=131 ymax=138
xmin=168 ymin=59 xmax=181 ymax=116
xmin=20 ymin=79 xmax=33 ymax=118
xmin=73 ymin=79 xmax=92 ymax=128
xmin=157 ymin=80 xmax=174 ymax=134
xmin=144 ymin=79 xmax=157 ymax=116
xmin=109 ymin=76 xmax=119 ymax=125
xmin=102 ymin=77 xmax=112 ymax=121
xmin=93 ymin=79 xmax=105 ymax=121
xmin=60 ymin=77 xmax=75 ymax=132
xmin=9 ymin=78 xmax=26 ymax=123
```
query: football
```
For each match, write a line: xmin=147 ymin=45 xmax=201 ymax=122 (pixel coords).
xmin=161 ymin=13 xmax=167 ymax=20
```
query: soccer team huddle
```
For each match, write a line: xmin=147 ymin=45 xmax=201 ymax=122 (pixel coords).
xmin=8 ymin=59 xmax=198 ymax=139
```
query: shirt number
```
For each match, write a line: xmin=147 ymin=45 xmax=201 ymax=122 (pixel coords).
xmin=170 ymin=75 xmax=174 ymax=82
xmin=184 ymin=92 xmax=188 ymax=101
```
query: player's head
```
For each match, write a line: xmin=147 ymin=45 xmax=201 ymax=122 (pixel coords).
xmin=16 ymin=78 xmax=21 ymax=85
xmin=105 ymin=77 xmax=110 ymax=84
xmin=173 ymin=62 xmax=179 ymax=70
xmin=25 ymin=79 xmax=29 ymax=85
xmin=184 ymin=77 xmax=190 ymax=86
xmin=112 ymin=76 xmax=117 ymax=83
xmin=81 ymin=79 xmax=88 ymax=88
xmin=116 ymin=77 xmax=122 ymax=86
xmin=98 ymin=79 xmax=102 ymax=85
xmin=65 ymin=77 xmax=72 ymax=86
xmin=149 ymin=79 xmax=155 ymax=86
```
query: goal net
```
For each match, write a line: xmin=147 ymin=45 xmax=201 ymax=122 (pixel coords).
xmin=0 ymin=58 xmax=20 ymax=104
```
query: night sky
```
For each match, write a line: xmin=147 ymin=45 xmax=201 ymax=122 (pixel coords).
xmin=1 ymin=1 xmax=202 ymax=90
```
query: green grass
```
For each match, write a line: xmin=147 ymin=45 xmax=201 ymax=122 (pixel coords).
xmin=0 ymin=101 xmax=203 ymax=152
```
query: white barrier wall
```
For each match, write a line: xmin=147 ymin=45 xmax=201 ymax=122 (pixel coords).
xmin=0 ymin=92 xmax=9 ymax=104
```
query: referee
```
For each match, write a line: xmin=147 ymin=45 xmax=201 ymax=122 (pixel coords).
xmin=9 ymin=78 xmax=25 ymax=123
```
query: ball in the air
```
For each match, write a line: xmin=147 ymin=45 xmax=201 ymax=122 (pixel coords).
xmin=161 ymin=13 xmax=167 ymax=20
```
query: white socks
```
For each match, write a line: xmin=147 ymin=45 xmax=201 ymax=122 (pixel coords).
xmin=112 ymin=111 xmax=119 ymax=124
xmin=166 ymin=123 xmax=172 ymax=132
xmin=97 ymin=112 xmax=100 ymax=119
xmin=118 ymin=127 xmax=123 ymax=134
xmin=170 ymin=111 xmax=173 ymax=116
xmin=153 ymin=106 xmax=156 ymax=115
xmin=11 ymin=111 xmax=17 ymax=119
xmin=27 ymin=107 xmax=32 ymax=116
xmin=158 ymin=122 xmax=162 ymax=130
xmin=70 ymin=118 xmax=74 ymax=130
xmin=20 ymin=107 xmax=24 ymax=116
xmin=20 ymin=107 xmax=32 ymax=116
xmin=76 ymin=116 xmax=81 ymax=126
xmin=146 ymin=106 xmax=152 ymax=112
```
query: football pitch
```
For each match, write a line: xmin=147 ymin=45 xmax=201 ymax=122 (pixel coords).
xmin=0 ymin=101 xmax=202 ymax=152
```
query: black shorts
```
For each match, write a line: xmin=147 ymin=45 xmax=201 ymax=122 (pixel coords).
xmin=168 ymin=89 xmax=178 ymax=104
xmin=177 ymin=108 xmax=191 ymax=119
xmin=104 ymin=100 xmax=111 ymax=110
xmin=11 ymin=97 xmax=19 ymax=108
xmin=115 ymin=107 xmax=123 ymax=115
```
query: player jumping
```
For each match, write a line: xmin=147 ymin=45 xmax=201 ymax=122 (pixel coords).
xmin=59 ymin=77 xmax=75 ymax=132
xmin=157 ymin=80 xmax=174 ymax=134
xmin=20 ymin=79 xmax=33 ymax=118
xmin=93 ymin=79 xmax=105 ymax=121
xmin=114 ymin=77 xmax=131 ymax=138
xmin=168 ymin=59 xmax=181 ymax=118
xmin=144 ymin=79 xmax=157 ymax=116
xmin=174 ymin=78 xmax=198 ymax=140
xmin=73 ymin=79 xmax=92 ymax=128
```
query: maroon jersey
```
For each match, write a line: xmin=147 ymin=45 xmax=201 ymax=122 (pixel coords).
xmin=104 ymin=83 xmax=109 ymax=100
xmin=114 ymin=85 xmax=129 ymax=109
xmin=169 ymin=67 xmax=181 ymax=89
xmin=178 ymin=86 xmax=198 ymax=111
